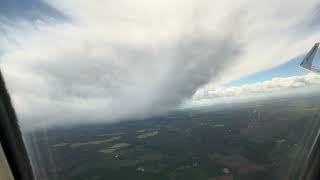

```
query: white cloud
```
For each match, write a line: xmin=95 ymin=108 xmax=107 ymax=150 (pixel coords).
xmin=0 ymin=0 xmax=320 ymax=129
xmin=194 ymin=73 xmax=320 ymax=99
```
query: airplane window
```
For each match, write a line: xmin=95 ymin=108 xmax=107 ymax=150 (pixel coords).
xmin=1 ymin=1 xmax=320 ymax=180
xmin=0 ymin=143 xmax=14 ymax=180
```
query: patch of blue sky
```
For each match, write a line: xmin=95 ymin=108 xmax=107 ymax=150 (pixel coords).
xmin=0 ymin=0 xmax=66 ymax=21
xmin=225 ymin=48 xmax=320 ymax=87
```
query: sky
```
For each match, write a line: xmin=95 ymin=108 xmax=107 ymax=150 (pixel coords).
xmin=192 ymin=47 xmax=320 ymax=100
xmin=225 ymin=56 xmax=308 ymax=87
xmin=0 ymin=0 xmax=320 ymax=130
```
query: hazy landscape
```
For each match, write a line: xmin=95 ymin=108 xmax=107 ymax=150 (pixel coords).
xmin=25 ymin=93 xmax=320 ymax=180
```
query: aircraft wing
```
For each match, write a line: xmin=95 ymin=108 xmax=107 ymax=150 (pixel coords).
xmin=300 ymin=43 xmax=320 ymax=73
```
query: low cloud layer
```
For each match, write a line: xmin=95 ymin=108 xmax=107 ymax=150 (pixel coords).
xmin=1 ymin=0 xmax=320 ymax=129
xmin=194 ymin=73 xmax=320 ymax=99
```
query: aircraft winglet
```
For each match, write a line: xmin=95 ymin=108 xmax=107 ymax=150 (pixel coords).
xmin=300 ymin=43 xmax=320 ymax=73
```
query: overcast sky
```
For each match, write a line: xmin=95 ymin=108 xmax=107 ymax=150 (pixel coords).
xmin=0 ymin=0 xmax=320 ymax=130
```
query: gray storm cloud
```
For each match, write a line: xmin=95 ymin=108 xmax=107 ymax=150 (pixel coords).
xmin=2 ymin=32 xmax=240 ymax=129
xmin=1 ymin=0 xmax=320 ymax=130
